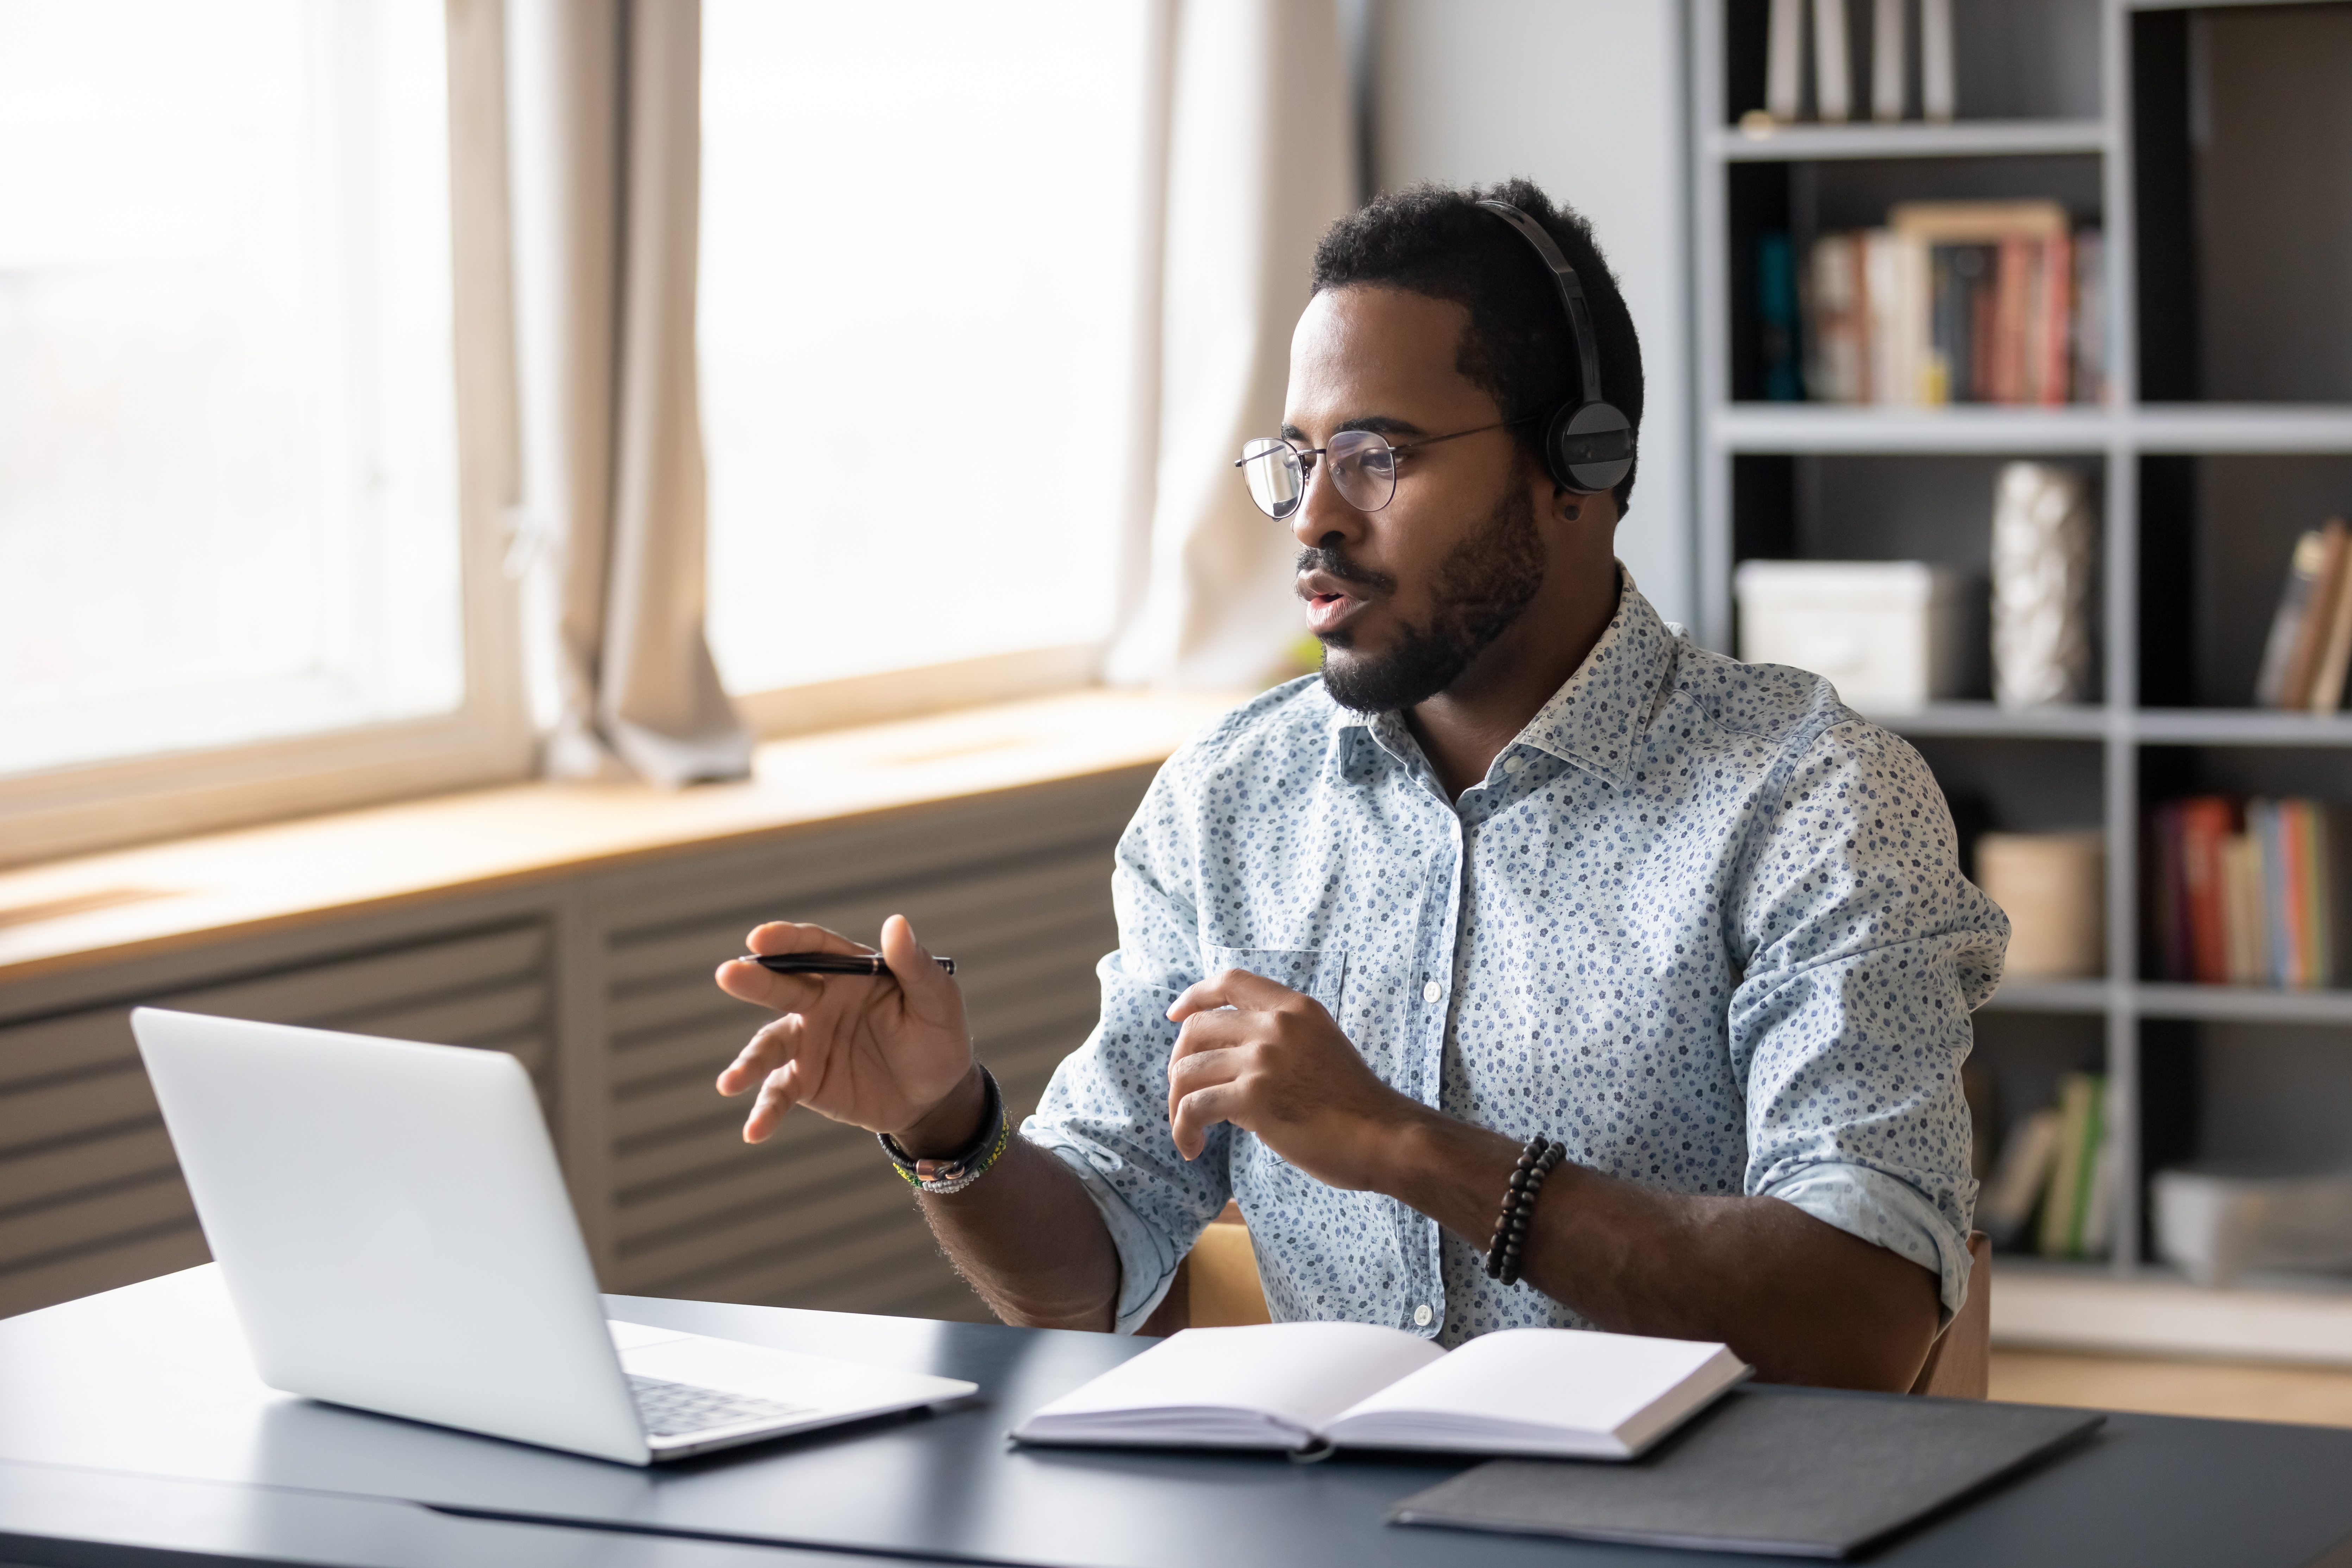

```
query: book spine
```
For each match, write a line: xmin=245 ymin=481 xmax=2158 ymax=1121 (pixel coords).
xmin=2073 ymin=231 xmax=2105 ymax=403
xmin=1871 ymin=0 xmax=1906 ymax=121
xmin=2285 ymin=520 xmax=2351 ymax=710
xmin=2283 ymin=800 xmax=2314 ymax=990
xmin=2181 ymin=797 xmax=2233 ymax=986
xmin=1919 ymin=0 xmax=1955 ymax=121
xmin=2307 ymin=518 xmax=2352 ymax=714
xmin=2305 ymin=801 xmax=2333 ymax=989
xmin=1767 ymin=0 xmax=1805 ymax=122
xmin=2040 ymin=1073 xmax=2096 ymax=1258
xmin=1994 ymin=236 xmax=2030 ymax=405
xmin=1812 ymin=0 xmax=1851 ymax=122
xmin=2038 ymin=232 xmax=2070 ymax=406
xmin=2254 ymin=531 xmax=2327 ymax=708
xmin=1759 ymin=233 xmax=1803 ymax=401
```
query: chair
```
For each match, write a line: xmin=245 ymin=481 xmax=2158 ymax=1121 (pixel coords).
xmin=1149 ymin=1209 xmax=1993 ymax=1404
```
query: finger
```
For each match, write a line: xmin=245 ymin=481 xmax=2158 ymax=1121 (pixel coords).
xmin=716 ymin=1011 xmax=805 ymax=1096
xmin=743 ymin=1058 xmax=807 ymax=1144
xmin=1167 ymin=1008 xmax=1253 ymax=1066
xmin=1165 ymin=1044 xmax=1242 ymax=1132
xmin=1170 ymin=1081 xmax=1244 ymax=1161
xmin=745 ymin=921 xmax=869 ymax=958
xmin=877 ymin=914 xmax=960 ymax=1021
xmin=1167 ymin=967 xmax=1301 ymax=1022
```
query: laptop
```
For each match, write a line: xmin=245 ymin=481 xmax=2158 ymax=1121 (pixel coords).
xmin=130 ymin=1007 xmax=977 ymax=1466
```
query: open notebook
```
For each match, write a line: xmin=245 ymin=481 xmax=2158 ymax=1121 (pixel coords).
xmin=1012 ymin=1323 xmax=1749 ymax=1460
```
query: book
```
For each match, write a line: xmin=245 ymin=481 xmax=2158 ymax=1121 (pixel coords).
xmin=2185 ymin=796 xmax=2237 ymax=985
xmin=1978 ymin=1108 xmax=2062 ymax=1249
xmin=2038 ymin=1072 xmax=2104 ymax=1259
xmin=1812 ymin=0 xmax=1851 ymax=122
xmin=2307 ymin=518 xmax=2352 ymax=714
xmin=1010 ymin=1322 xmax=1750 ymax=1461
xmin=1767 ymin=0 xmax=1804 ymax=122
xmin=1870 ymin=0 xmax=1905 ymax=121
xmin=1802 ymin=205 xmax=2093 ymax=408
xmin=1919 ymin=0 xmax=1955 ymax=121
xmin=2220 ymin=829 xmax=2268 ymax=985
xmin=2281 ymin=520 xmax=2350 ymax=710
xmin=2073 ymin=230 xmax=2106 ymax=402
xmin=2255 ymin=528 xmax=2333 ymax=707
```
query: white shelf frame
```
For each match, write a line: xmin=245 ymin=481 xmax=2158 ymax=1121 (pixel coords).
xmin=1688 ymin=0 xmax=2352 ymax=1317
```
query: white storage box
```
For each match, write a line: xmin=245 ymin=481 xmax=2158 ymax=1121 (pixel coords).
xmin=1735 ymin=560 xmax=1969 ymax=713
xmin=2152 ymin=1166 xmax=2352 ymax=1288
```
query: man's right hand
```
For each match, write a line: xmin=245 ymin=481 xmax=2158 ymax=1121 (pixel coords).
xmin=713 ymin=914 xmax=979 ymax=1148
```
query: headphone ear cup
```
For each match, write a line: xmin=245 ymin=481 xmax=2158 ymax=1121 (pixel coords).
xmin=1547 ymin=402 xmax=1635 ymax=496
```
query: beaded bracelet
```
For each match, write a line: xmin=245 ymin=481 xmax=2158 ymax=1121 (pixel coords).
xmin=878 ymin=1064 xmax=1011 ymax=1196
xmin=1486 ymin=1135 xmax=1566 ymax=1286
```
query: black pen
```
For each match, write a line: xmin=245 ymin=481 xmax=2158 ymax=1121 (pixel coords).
xmin=744 ymin=953 xmax=957 ymax=978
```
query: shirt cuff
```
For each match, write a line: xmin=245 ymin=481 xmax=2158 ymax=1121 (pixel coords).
xmin=1034 ymin=1139 xmax=1181 ymax=1334
xmin=1763 ymin=1162 xmax=1974 ymax=1325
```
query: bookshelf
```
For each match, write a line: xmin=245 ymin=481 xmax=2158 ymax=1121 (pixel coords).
xmin=1690 ymin=0 xmax=2352 ymax=1358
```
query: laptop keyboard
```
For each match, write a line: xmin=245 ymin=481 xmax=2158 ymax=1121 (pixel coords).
xmin=628 ymin=1374 xmax=816 ymax=1438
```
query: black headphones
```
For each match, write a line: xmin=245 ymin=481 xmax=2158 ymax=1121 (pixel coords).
xmin=1474 ymin=199 xmax=1636 ymax=496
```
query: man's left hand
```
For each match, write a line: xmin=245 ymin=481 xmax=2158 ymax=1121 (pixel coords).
xmin=1165 ymin=968 xmax=1423 ymax=1188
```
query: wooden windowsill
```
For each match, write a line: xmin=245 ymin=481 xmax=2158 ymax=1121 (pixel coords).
xmin=0 ymin=688 xmax=1239 ymax=987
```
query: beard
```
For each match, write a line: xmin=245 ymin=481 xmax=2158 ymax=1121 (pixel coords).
xmin=1309 ymin=484 xmax=1547 ymax=715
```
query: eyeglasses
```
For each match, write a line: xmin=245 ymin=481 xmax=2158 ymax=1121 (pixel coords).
xmin=1233 ymin=419 xmax=1530 ymax=520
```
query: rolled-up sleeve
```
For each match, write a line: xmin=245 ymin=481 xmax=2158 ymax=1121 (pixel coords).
xmin=1019 ymin=744 xmax=1233 ymax=1333
xmin=1728 ymin=719 xmax=2009 ymax=1321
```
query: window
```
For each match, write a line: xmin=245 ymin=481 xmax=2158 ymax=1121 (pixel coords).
xmin=698 ymin=1 xmax=1154 ymax=716
xmin=0 ymin=0 xmax=521 ymax=861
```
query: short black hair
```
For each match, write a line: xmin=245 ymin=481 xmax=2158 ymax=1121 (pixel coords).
xmin=1310 ymin=178 xmax=1644 ymax=515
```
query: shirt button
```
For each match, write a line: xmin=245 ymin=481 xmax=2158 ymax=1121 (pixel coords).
xmin=1502 ymin=753 xmax=1525 ymax=774
xmin=1414 ymin=1304 xmax=1434 ymax=1328
xmin=1422 ymin=980 xmax=1441 ymax=1003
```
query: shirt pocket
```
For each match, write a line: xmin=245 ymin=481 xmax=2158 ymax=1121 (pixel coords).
xmin=1200 ymin=945 xmax=1347 ymax=1019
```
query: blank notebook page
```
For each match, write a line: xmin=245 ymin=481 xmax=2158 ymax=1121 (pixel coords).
xmin=1034 ymin=1322 xmax=1443 ymax=1435
xmin=1330 ymin=1328 xmax=1729 ymax=1437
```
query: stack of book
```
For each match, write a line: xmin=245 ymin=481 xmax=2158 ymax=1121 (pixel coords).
xmin=1976 ymin=1072 xmax=2115 ymax=1259
xmin=1789 ymin=201 xmax=2106 ymax=406
xmin=2253 ymin=519 xmax=2352 ymax=713
xmin=2146 ymin=796 xmax=2348 ymax=989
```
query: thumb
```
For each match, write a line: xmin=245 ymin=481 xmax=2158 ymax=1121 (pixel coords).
xmin=878 ymin=914 xmax=955 ymax=1012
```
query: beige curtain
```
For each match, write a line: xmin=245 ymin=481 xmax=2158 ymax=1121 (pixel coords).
xmin=505 ymin=0 xmax=750 ymax=785
xmin=1106 ymin=0 xmax=1357 ymax=691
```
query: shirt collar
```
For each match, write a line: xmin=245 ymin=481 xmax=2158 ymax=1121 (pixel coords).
xmin=1319 ymin=565 xmax=1678 ymax=792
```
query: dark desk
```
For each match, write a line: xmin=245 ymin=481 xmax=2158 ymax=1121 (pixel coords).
xmin=3 ymin=1267 xmax=2351 ymax=1568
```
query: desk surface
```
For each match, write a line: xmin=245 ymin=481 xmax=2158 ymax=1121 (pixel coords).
xmin=5 ymin=1267 xmax=2352 ymax=1568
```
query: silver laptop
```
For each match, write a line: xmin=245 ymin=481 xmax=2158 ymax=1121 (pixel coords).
xmin=131 ymin=1007 xmax=976 ymax=1466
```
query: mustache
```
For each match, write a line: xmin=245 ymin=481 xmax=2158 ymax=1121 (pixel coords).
xmin=1295 ymin=545 xmax=1397 ymax=596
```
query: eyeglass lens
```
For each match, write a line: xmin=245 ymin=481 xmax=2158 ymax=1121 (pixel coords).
xmin=1236 ymin=430 xmax=1400 ymax=520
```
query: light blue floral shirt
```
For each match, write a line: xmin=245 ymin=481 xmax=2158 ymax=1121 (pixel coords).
xmin=1023 ymin=570 xmax=2006 ymax=1345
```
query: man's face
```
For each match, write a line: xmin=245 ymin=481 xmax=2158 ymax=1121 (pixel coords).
xmin=1281 ymin=285 xmax=1551 ymax=714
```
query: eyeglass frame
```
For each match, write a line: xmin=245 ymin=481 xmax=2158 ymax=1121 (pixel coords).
xmin=1231 ymin=415 xmax=1538 ymax=520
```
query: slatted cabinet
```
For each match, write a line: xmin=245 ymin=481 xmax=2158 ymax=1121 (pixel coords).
xmin=0 ymin=766 xmax=1152 ymax=1325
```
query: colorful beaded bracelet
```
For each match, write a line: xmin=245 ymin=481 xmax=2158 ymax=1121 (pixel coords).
xmin=878 ymin=1064 xmax=1010 ymax=1196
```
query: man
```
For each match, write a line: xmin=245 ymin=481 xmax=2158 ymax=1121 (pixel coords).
xmin=714 ymin=180 xmax=2005 ymax=1390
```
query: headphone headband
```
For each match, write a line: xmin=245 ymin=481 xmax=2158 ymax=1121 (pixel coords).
xmin=1473 ymin=199 xmax=1634 ymax=496
xmin=1474 ymin=200 xmax=1605 ymax=406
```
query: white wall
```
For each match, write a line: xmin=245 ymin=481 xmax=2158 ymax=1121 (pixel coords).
xmin=1368 ymin=0 xmax=1693 ymax=630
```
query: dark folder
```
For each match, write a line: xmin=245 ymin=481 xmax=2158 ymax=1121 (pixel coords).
xmin=1388 ymin=1387 xmax=2103 ymax=1560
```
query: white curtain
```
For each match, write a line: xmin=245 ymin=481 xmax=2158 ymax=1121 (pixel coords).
xmin=504 ymin=0 xmax=751 ymax=785
xmin=1107 ymin=0 xmax=1358 ymax=691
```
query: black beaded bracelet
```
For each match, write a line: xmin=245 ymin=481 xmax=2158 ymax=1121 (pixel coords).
xmin=1485 ymin=1135 xmax=1565 ymax=1286
xmin=878 ymin=1065 xmax=1009 ymax=1196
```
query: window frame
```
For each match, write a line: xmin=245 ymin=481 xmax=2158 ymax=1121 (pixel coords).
xmin=0 ymin=0 xmax=533 ymax=873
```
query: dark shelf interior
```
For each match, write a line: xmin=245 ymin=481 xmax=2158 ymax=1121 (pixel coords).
xmin=2135 ymin=3 xmax=2352 ymax=404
